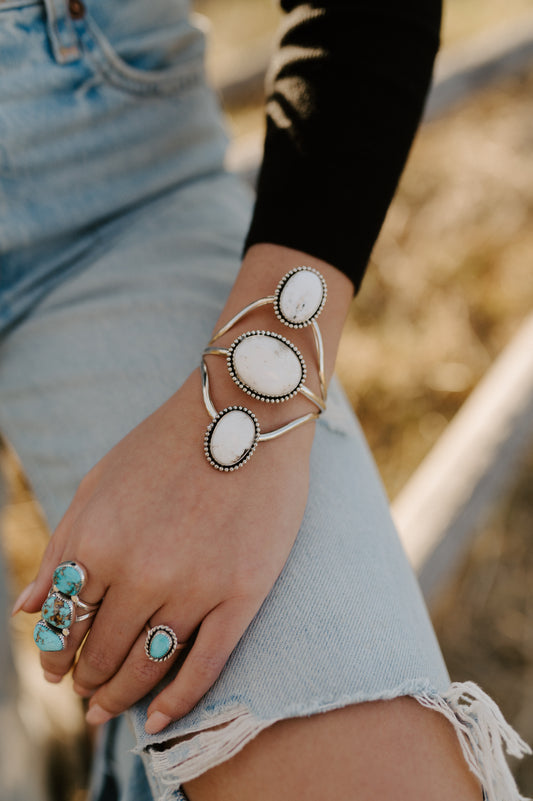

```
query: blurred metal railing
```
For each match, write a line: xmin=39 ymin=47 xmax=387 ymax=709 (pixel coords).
xmin=225 ymin=11 xmax=533 ymax=179
xmin=392 ymin=313 xmax=533 ymax=604
xmin=424 ymin=11 xmax=533 ymax=121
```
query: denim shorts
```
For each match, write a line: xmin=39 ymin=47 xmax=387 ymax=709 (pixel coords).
xmin=0 ymin=1 xmax=528 ymax=800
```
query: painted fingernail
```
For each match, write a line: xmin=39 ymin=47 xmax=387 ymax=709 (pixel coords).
xmin=11 ymin=582 xmax=35 ymax=616
xmin=145 ymin=711 xmax=172 ymax=735
xmin=86 ymin=704 xmax=113 ymax=726
xmin=43 ymin=671 xmax=63 ymax=684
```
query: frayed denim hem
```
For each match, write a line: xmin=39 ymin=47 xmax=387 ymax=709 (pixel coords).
xmin=137 ymin=680 xmax=531 ymax=801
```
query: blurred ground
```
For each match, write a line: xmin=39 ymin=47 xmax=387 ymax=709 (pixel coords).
xmin=1 ymin=0 xmax=532 ymax=797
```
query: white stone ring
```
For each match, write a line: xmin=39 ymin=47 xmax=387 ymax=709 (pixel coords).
xmin=145 ymin=624 xmax=189 ymax=662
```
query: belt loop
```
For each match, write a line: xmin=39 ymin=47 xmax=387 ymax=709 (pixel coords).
xmin=42 ymin=0 xmax=82 ymax=64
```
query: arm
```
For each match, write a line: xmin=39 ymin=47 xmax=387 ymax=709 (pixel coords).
xmin=13 ymin=0 xmax=441 ymax=732
xmin=247 ymin=0 xmax=442 ymax=290
xmin=18 ymin=244 xmax=351 ymax=734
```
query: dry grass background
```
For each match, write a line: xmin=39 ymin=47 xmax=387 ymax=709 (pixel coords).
xmin=351 ymin=71 xmax=533 ymax=791
xmin=1 ymin=0 xmax=532 ymax=797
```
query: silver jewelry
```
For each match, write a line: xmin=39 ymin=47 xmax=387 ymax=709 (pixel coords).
xmin=201 ymin=267 xmax=327 ymax=471
xmin=41 ymin=590 xmax=98 ymax=630
xmin=208 ymin=267 xmax=327 ymax=407
xmin=145 ymin=624 xmax=187 ymax=662
xmin=273 ymin=266 xmax=327 ymax=328
xmin=201 ymin=360 xmax=320 ymax=471
xmin=205 ymin=329 xmax=325 ymax=407
xmin=204 ymin=404 xmax=261 ymax=471
xmin=33 ymin=560 xmax=101 ymax=652
xmin=209 ymin=266 xmax=327 ymax=340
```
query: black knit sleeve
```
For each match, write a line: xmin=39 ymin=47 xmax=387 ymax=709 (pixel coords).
xmin=243 ymin=0 xmax=442 ymax=292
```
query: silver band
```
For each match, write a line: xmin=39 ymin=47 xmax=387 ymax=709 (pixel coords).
xmin=258 ymin=411 xmax=320 ymax=441
xmin=74 ymin=595 xmax=100 ymax=612
xmin=75 ymin=607 xmax=98 ymax=623
xmin=208 ymin=296 xmax=274 ymax=344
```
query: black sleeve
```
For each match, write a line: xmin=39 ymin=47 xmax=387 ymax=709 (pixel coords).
xmin=243 ymin=0 xmax=442 ymax=293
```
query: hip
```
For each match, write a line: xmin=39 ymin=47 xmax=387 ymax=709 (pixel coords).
xmin=0 ymin=0 xmax=228 ymax=308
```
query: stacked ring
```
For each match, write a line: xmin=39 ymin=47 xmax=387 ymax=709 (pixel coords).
xmin=33 ymin=561 xmax=100 ymax=652
xmin=145 ymin=624 xmax=188 ymax=662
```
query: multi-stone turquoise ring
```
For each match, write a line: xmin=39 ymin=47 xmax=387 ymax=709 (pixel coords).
xmin=144 ymin=624 xmax=187 ymax=663
xmin=33 ymin=561 xmax=101 ymax=652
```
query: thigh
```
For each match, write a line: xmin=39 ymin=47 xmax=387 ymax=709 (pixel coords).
xmin=0 ymin=170 xmax=253 ymax=531
xmin=184 ymin=698 xmax=482 ymax=801
xmin=0 ymin=174 xmax=453 ymax=798
xmin=0 ymin=158 xmax=453 ymax=801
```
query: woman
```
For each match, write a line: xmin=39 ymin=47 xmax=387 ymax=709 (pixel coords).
xmin=2 ymin=0 xmax=529 ymax=799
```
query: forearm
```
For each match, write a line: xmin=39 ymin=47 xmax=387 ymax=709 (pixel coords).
xmin=245 ymin=0 xmax=442 ymax=290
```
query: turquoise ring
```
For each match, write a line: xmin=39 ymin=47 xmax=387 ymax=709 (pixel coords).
xmin=33 ymin=560 xmax=101 ymax=652
xmin=52 ymin=560 xmax=88 ymax=597
xmin=145 ymin=624 xmax=187 ymax=663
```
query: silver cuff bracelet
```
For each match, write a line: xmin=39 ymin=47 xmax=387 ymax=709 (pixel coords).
xmin=201 ymin=267 xmax=328 ymax=471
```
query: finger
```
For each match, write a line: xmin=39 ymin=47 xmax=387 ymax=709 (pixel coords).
xmin=145 ymin=598 xmax=258 ymax=734
xmin=21 ymin=532 xmax=69 ymax=614
xmin=84 ymin=617 xmax=193 ymax=725
xmin=72 ymin=585 xmax=165 ymax=692
xmin=21 ymin=475 xmax=97 ymax=614
xmin=12 ymin=581 xmax=36 ymax=617
xmin=38 ymin=614 xmax=94 ymax=681
xmin=37 ymin=557 xmax=107 ymax=680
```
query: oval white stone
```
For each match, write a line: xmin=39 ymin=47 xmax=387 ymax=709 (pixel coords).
xmin=279 ymin=269 xmax=324 ymax=325
xmin=209 ymin=409 xmax=257 ymax=467
xmin=232 ymin=334 xmax=303 ymax=398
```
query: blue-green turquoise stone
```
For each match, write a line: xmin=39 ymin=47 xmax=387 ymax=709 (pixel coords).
xmin=149 ymin=631 xmax=173 ymax=659
xmin=53 ymin=563 xmax=84 ymax=596
xmin=42 ymin=594 xmax=73 ymax=629
xmin=33 ymin=621 xmax=64 ymax=652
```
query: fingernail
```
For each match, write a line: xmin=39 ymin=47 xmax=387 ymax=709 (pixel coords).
xmin=86 ymin=704 xmax=113 ymax=726
xmin=43 ymin=671 xmax=63 ymax=684
xmin=145 ymin=711 xmax=172 ymax=735
xmin=11 ymin=582 xmax=35 ymax=616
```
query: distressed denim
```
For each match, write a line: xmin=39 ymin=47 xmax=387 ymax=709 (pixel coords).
xmin=1 ymin=2 xmax=528 ymax=800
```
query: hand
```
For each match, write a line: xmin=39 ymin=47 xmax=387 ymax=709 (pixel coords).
xmin=16 ymin=364 xmax=315 ymax=733
xmin=14 ymin=244 xmax=353 ymax=734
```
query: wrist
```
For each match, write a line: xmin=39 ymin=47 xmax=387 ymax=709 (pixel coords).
xmin=200 ymin=248 xmax=349 ymax=471
xmin=214 ymin=244 xmax=353 ymax=386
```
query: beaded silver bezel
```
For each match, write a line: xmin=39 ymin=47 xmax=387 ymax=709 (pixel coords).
xmin=145 ymin=625 xmax=179 ymax=663
xmin=226 ymin=330 xmax=306 ymax=403
xmin=204 ymin=405 xmax=260 ymax=471
xmin=273 ymin=266 xmax=327 ymax=329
